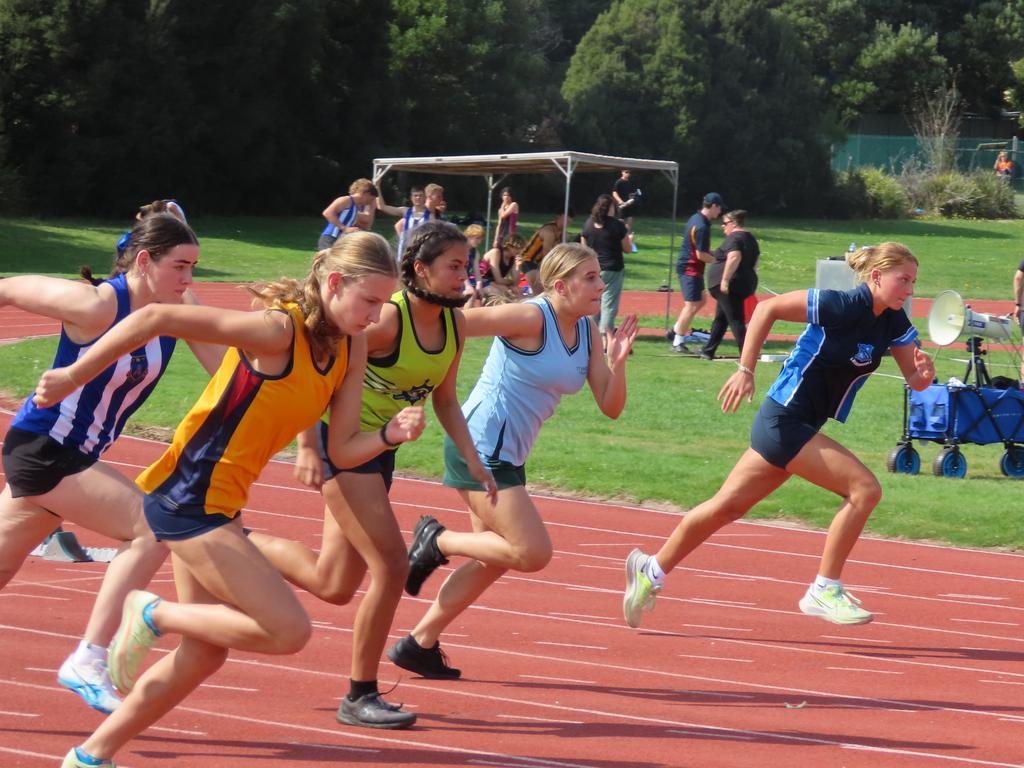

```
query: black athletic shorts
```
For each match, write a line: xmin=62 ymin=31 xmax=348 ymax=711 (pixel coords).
xmin=317 ymin=420 xmax=397 ymax=491
xmin=749 ymin=397 xmax=826 ymax=469
xmin=1 ymin=427 xmax=98 ymax=498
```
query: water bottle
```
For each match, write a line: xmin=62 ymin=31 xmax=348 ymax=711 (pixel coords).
xmin=848 ymin=242 xmax=856 ymax=253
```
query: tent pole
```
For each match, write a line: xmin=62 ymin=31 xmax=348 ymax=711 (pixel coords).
xmin=665 ymin=169 xmax=679 ymax=334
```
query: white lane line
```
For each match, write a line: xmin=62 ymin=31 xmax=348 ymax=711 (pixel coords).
xmin=200 ymin=682 xmax=258 ymax=692
xmin=496 ymin=713 xmax=585 ymax=725
xmin=825 ymin=667 xmax=903 ymax=675
xmin=24 ymin=667 xmax=57 ymax=674
xmin=942 ymin=594 xmax=1010 ymax=601
xmin=681 ymin=623 xmax=753 ymax=633
xmin=689 ymin=598 xmax=759 ymax=607
xmin=820 ymin=635 xmax=894 ymax=644
xmin=950 ymin=618 xmax=1018 ymax=627
xmin=518 ymin=674 xmax=596 ymax=685
xmin=548 ymin=612 xmax=615 ymax=621
xmin=678 ymin=654 xmax=754 ymax=664
xmin=980 ymin=679 xmax=1024 ymax=686
xmin=578 ymin=564 xmax=620 ymax=572
xmin=150 ymin=724 xmax=207 ymax=735
xmin=0 ymin=710 xmax=39 ymax=717
xmin=534 ymin=641 xmax=606 ymax=651
xmin=667 ymin=728 xmax=756 ymax=741
xmin=0 ymin=593 xmax=69 ymax=601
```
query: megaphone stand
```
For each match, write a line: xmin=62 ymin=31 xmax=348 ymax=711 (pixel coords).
xmin=962 ymin=336 xmax=992 ymax=388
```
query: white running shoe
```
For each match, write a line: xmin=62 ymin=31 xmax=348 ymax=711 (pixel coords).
xmin=58 ymin=653 xmax=122 ymax=714
xmin=799 ymin=584 xmax=873 ymax=625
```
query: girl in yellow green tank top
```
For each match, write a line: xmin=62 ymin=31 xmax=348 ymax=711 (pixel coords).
xmin=34 ymin=233 xmax=427 ymax=767
xmin=247 ymin=221 xmax=497 ymax=730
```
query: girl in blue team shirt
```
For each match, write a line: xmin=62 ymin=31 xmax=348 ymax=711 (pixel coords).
xmin=0 ymin=213 xmax=224 ymax=714
xmin=385 ymin=243 xmax=638 ymax=679
xmin=624 ymin=242 xmax=934 ymax=628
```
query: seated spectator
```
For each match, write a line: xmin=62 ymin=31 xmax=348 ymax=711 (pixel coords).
xmin=994 ymin=150 xmax=1015 ymax=180
xmin=318 ymin=178 xmax=378 ymax=249
xmin=520 ymin=207 xmax=574 ymax=294
xmin=479 ymin=233 xmax=526 ymax=304
xmin=463 ymin=224 xmax=486 ymax=306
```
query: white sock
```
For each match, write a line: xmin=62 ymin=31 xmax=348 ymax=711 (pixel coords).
xmin=73 ymin=639 xmax=107 ymax=665
xmin=813 ymin=575 xmax=841 ymax=592
xmin=673 ymin=334 xmax=687 ymax=346
xmin=643 ymin=557 xmax=666 ymax=585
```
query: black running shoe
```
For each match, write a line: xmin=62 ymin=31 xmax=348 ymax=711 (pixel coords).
xmin=387 ymin=634 xmax=461 ymax=680
xmin=406 ymin=516 xmax=448 ymax=596
xmin=336 ymin=692 xmax=416 ymax=729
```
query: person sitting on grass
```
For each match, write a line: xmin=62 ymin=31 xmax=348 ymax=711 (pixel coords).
xmin=623 ymin=242 xmax=934 ymax=629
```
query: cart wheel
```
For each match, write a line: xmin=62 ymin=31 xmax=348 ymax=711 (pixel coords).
xmin=886 ymin=445 xmax=920 ymax=474
xmin=932 ymin=447 xmax=967 ymax=478
xmin=999 ymin=448 xmax=1024 ymax=478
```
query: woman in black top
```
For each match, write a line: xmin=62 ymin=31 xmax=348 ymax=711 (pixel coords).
xmin=581 ymin=194 xmax=631 ymax=341
xmin=700 ymin=209 xmax=760 ymax=360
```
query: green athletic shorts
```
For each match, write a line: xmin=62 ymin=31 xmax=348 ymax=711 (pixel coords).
xmin=443 ymin=435 xmax=526 ymax=490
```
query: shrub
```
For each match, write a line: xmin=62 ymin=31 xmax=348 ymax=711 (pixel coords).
xmin=826 ymin=169 xmax=872 ymax=219
xmin=913 ymin=171 xmax=1018 ymax=218
xmin=861 ymin=167 xmax=910 ymax=218
xmin=968 ymin=172 xmax=1017 ymax=219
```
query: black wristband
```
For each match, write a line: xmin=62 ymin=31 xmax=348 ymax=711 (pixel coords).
xmin=379 ymin=420 xmax=400 ymax=447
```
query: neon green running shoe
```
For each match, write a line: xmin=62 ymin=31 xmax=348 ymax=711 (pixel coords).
xmin=623 ymin=548 xmax=662 ymax=628
xmin=108 ymin=590 xmax=161 ymax=694
xmin=62 ymin=748 xmax=116 ymax=767
xmin=798 ymin=584 xmax=873 ymax=625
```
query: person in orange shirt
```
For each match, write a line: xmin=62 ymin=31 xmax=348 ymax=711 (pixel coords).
xmin=994 ymin=150 xmax=1014 ymax=180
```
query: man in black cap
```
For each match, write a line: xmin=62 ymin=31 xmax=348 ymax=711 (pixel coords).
xmin=669 ymin=192 xmax=724 ymax=352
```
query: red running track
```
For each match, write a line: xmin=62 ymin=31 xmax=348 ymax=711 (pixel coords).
xmin=1 ymin=408 xmax=1023 ymax=768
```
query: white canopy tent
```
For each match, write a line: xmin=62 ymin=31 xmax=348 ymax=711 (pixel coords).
xmin=372 ymin=151 xmax=680 ymax=323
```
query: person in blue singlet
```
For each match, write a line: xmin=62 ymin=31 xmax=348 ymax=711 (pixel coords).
xmin=622 ymin=242 xmax=935 ymax=630
xmin=0 ymin=214 xmax=225 ymax=715
xmin=377 ymin=183 xmax=446 ymax=259
xmin=385 ymin=242 xmax=639 ymax=679
xmin=318 ymin=178 xmax=379 ymax=250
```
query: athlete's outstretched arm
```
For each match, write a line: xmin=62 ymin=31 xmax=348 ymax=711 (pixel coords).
xmin=33 ymin=304 xmax=295 ymax=407
xmin=0 ymin=275 xmax=115 ymax=338
xmin=431 ymin=311 xmax=497 ymax=502
xmin=461 ymin=302 xmax=544 ymax=339
xmin=719 ymin=290 xmax=809 ymax=413
xmin=586 ymin=314 xmax=637 ymax=419
xmin=323 ymin=332 xmax=425 ymax=469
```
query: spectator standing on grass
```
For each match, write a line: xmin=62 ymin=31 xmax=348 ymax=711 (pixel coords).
xmin=493 ymin=187 xmax=519 ymax=248
xmin=669 ymin=193 xmax=724 ymax=353
xmin=377 ymin=183 xmax=446 ymax=259
xmin=581 ymin=194 xmax=631 ymax=345
xmin=318 ymin=178 xmax=379 ymax=250
xmin=384 ymin=243 xmax=637 ymax=682
xmin=1014 ymin=257 xmax=1024 ymax=382
xmin=462 ymin=223 xmax=486 ymax=305
xmin=699 ymin=209 xmax=760 ymax=361
xmin=520 ymin=207 xmax=574 ymax=295
xmin=623 ymin=243 xmax=933 ymax=631
xmin=611 ymin=169 xmax=639 ymax=252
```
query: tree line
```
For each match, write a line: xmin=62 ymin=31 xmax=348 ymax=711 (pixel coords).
xmin=1 ymin=0 xmax=1022 ymax=217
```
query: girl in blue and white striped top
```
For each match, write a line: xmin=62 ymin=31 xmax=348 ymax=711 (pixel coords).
xmin=0 ymin=213 xmax=224 ymax=715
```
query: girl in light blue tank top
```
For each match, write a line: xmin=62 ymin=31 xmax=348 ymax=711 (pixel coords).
xmin=0 ymin=213 xmax=225 ymax=717
xmin=385 ymin=243 xmax=640 ymax=681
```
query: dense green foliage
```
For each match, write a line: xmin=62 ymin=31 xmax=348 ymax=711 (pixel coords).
xmin=1 ymin=1 xmax=1023 ymax=216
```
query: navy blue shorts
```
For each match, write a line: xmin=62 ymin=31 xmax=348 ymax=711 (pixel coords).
xmin=677 ymin=272 xmax=705 ymax=302
xmin=1 ymin=427 xmax=97 ymax=498
xmin=317 ymin=421 xmax=396 ymax=491
xmin=749 ymin=397 xmax=826 ymax=469
xmin=143 ymin=492 xmax=237 ymax=542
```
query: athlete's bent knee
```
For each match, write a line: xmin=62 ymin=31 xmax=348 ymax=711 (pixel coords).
xmin=266 ymin=614 xmax=312 ymax=654
xmin=514 ymin=543 xmax=553 ymax=573
xmin=849 ymin=476 xmax=882 ymax=514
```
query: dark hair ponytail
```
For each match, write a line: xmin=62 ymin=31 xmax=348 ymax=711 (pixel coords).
xmin=80 ymin=214 xmax=198 ymax=286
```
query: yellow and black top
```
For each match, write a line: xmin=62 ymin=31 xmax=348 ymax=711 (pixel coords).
xmin=137 ymin=303 xmax=349 ymax=516
xmin=360 ymin=290 xmax=458 ymax=430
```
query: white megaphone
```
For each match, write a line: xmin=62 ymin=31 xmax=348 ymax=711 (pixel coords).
xmin=928 ymin=290 xmax=1014 ymax=347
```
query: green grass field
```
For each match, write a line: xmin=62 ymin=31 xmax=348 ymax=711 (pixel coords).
xmin=2 ymin=214 xmax=1022 ymax=551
